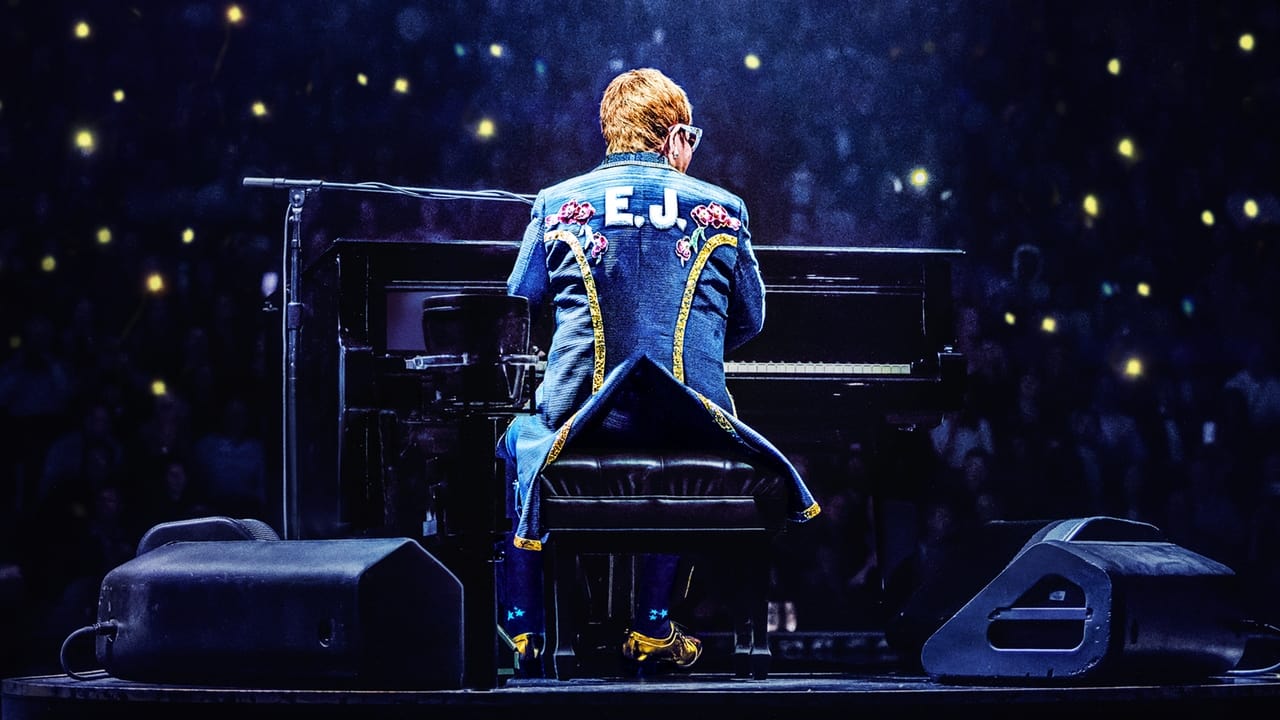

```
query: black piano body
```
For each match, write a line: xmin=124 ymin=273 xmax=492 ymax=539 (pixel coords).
xmin=291 ymin=238 xmax=966 ymax=539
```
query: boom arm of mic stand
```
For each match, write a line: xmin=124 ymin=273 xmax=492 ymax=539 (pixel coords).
xmin=242 ymin=176 xmax=535 ymax=204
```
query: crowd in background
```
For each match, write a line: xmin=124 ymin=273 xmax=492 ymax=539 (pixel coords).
xmin=2 ymin=1 xmax=1279 ymax=675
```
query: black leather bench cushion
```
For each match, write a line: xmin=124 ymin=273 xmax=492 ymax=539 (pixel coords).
xmin=539 ymin=452 xmax=786 ymax=531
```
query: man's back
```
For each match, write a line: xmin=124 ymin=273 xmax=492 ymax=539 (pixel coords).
xmin=510 ymin=153 xmax=764 ymax=429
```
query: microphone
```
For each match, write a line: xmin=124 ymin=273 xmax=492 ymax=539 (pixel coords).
xmin=242 ymin=177 xmax=325 ymax=189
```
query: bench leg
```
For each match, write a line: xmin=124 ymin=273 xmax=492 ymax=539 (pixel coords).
xmin=546 ymin=544 xmax=579 ymax=680
xmin=729 ymin=547 xmax=771 ymax=680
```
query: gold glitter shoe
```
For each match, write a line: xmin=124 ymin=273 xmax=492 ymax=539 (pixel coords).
xmin=621 ymin=623 xmax=703 ymax=669
xmin=511 ymin=632 xmax=544 ymax=678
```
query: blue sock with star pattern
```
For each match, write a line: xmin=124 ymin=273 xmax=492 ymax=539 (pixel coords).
xmin=502 ymin=542 xmax=543 ymax=639
xmin=633 ymin=553 xmax=680 ymax=638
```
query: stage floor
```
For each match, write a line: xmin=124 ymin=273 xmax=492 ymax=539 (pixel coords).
xmin=7 ymin=629 xmax=1280 ymax=718
xmin=6 ymin=669 xmax=1280 ymax=720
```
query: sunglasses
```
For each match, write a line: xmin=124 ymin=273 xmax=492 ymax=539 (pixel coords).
xmin=671 ymin=123 xmax=703 ymax=152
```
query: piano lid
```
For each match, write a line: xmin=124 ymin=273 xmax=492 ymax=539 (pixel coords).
xmin=752 ymin=245 xmax=965 ymax=289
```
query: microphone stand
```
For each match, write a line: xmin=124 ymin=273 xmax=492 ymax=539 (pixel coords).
xmin=241 ymin=176 xmax=533 ymax=540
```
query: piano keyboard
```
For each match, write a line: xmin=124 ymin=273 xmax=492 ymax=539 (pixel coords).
xmin=725 ymin=361 xmax=913 ymax=376
xmin=486 ymin=359 xmax=916 ymax=378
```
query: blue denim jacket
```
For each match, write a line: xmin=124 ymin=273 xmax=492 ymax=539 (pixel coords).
xmin=500 ymin=152 xmax=820 ymax=548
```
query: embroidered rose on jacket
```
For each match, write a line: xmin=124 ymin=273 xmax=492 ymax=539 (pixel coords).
xmin=544 ymin=199 xmax=597 ymax=228
xmin=542 ymin=198 xmax=596 ymax=226
xmin=588 ymin=230 xmax=608 ymax=264
xmin=681 ymin=202 xmax=740 ymax=264
xmin=675 ymin=237 xmax=694 ymax=266
xmin=690 ymin=202 xmax=741 ymax=231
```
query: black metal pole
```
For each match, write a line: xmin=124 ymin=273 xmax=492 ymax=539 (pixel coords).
xmin=282 ymin=187 xmax=307 ymax=539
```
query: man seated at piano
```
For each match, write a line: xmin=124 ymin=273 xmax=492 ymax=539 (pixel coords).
xmin=496 ymin=67 xmax=820 ymax=676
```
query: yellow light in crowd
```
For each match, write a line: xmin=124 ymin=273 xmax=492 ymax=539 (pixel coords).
xmin=1003 ymin=311 xmax=1016 ymax=326
xmin=113 ymin=89 xmax=125 ymax=103
xmin=356 ymin=72 xmax=368 ymax=86
xmin=146 ymin=272 xmax=165 ymax=293
xmin=1123 ymin=357 xmax=1143 ymax=379
xmin=74 ymin=21 xmax=91 ymax=39
xmin=1136 ymin=281 xmax=1151 ymax=297
xmin=1201 ymin=210 xmax=1215 ymax=226
xmin=1239 ymin=33 xmax=1255 ymax=52
xmin=1244 ymin=198 xmax=1259 ymax=218
xmin=1117 ymin=137 xmax=1135 ymax=158
xmin=8 ymin=335 xmax=19 ymax=350
xmin=251 ymin=100 xmax=268 ymax=117
xmin=476 ymin=117 xmax=496 ymax=139
xmin=1107 ymin=58 xmax=1121 ymax=75
xmin=97 ymin=227 xmax=112 ymax=245
xmin=227 ymin=4 xmax=245 ymax=24
xmin=489 ymin=43 xmax=504 ymax=58
xmin=909 ymin=167 xmax=930 ymax=189
xmin=1083 ymin=194 xmax=1100 ymax=217
xmin=182 ymin=227 xmax=195 ymax=244
xmin=1040 ymin=316 xmax=1057 ymax=333
xmin=74 ymin=129 xmax=96 ymax=155
xmin=150 ymin=379 xmax=168 ymax=397
xmin=744 ymin=53 xmax=761 ymax=70
xmin=393 ymin=77 xmax=410 ymax=94
xmin=41 ymin=255 xmax=57 ymax=272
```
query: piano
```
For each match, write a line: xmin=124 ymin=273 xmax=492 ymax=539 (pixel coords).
xmin=289 ymin=236 xmax=965 ymax=514
xmin=304 ymin=241 xmax=963 ymax=411
xmin=284 ymin=235 xmax=964 ymax=686
xmin=289 ymin=237 xmax=963 ymax=529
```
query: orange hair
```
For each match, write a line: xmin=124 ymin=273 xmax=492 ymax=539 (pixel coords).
xmin=599 ymin=68 xmax=693 ymax=154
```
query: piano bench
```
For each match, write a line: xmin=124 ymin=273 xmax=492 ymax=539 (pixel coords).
xmin=536 ymin=451 xmax=787 ymax=681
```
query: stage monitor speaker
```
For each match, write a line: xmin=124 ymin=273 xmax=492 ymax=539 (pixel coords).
xmin=919 ymin=516 xmax=1248 ymax=683
xmin=95 ymin=537 xmax=464 ymax=689
xmin=885 ymin=518 xmax=1050 ymax=667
